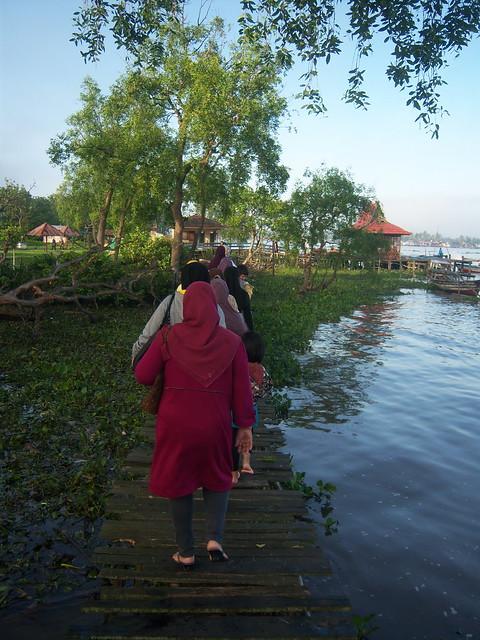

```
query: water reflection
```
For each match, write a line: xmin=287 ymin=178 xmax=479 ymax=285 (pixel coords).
xmin=291 ymin=298 xmax=401 ymax=426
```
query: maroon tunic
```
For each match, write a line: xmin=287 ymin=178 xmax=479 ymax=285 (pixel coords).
xmin=135 ymin=330 xmax=255 ymax=498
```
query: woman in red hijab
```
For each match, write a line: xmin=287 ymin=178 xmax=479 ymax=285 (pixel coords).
xmin=135 ymin=282 xmax=255 ymax=567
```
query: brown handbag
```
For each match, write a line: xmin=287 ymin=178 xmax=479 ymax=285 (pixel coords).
xmin=140 ymin=326 xmax=170 ymax=415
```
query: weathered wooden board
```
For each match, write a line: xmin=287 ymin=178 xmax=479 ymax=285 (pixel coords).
xmin=70 ymin=400 xmax=356 ymax=639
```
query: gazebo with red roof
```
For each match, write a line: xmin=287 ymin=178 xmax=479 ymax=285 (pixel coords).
xmin=353 ymin=202 xmax=411 ymax=261
xmin=27 ymin=222 xmax=65 ymax=245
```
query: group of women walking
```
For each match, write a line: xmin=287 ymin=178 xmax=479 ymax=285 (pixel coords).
xmin=132 ymin=251 xmax=266 ymax=568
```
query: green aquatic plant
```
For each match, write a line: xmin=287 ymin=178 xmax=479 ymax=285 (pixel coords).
xmin=270 ymin=390 xmax=291 ymax=419
xmin=284 ymin=471 xmax=339 ymax=536
xmin=353 ymin=613 xmax=380 ymax=639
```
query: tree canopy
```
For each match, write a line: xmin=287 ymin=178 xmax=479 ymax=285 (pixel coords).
xmin=0 ymin=180 xmax=32 ymax=262
xmin=73 ymin=1 xmax=480 ymax=136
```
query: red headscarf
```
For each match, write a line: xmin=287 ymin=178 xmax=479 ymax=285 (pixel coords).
xmin=208 ymin=245 xmax=226 ymax=269
xmin=210 ymin=278 xmax=248 ymax=337
xmin=167 ymin=281 xmax=240 ymax=387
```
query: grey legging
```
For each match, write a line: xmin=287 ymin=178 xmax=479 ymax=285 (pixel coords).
xmin=169 ymin=488 xmax=230 ymax=557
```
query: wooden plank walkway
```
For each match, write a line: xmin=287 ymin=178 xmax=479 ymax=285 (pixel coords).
xmin=71 ymin=403 xmax=356 ymax=639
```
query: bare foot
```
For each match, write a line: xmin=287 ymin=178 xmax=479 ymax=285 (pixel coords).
xmin=241 ymin=464 xmax=254 ymax=474
xmin=231 ymin=470 xmax=241 ymax=484
xmin=172 ymin=551 xmax=195 ymax=566
xmin=206 ymin=540 xmax=229 ymax=561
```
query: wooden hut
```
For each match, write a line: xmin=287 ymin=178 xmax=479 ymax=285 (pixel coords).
xmin=353 ymin=202 xmax=411 ymax=264
xmin=27 ymin=222 xmax=66 ymax=246
xmin=181 ymin=215 xmax=223 ymax=245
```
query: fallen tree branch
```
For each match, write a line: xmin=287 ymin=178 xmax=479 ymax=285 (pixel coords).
xmin=0 ymin=249 xmax=159 ymax=331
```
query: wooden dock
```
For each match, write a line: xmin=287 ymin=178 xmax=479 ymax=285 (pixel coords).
xmin=71 ymin=404 xmax=356 ymax=639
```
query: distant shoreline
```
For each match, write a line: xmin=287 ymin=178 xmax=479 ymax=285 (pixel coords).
xmin=402 ymin=244 xmax=480 ymax=261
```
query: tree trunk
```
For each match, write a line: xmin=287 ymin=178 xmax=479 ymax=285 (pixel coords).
xmin=190 ymin=203 xmax=206 ymax=256
xmin=170 ymin=132 xmax=191 ymax=274
xmin=171 ymin=206 xmax=184 ymax=275
xmin=0 ymin=240 xmax=9 ymax=264
xmin=302 ymin=241 xmax=312 ymax=291
xmin=96 ymin=187 xmax=114 ymax=247
xmin=113 ymin=197 xmax=131 ymax=262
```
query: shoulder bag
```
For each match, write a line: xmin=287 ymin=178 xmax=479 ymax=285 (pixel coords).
xmin=135 ymin=293 xmax=175 ymax=415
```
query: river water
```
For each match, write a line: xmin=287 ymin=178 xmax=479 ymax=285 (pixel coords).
xmin=278 ymin=289 xmax=480 ymax=640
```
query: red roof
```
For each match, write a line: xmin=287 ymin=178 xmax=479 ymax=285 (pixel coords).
xmin=27 ymin=222 xmax=64 ymax=237
xmin=53 ymin=225 xmax=80 ymax=237
xmin=353 ymin=204 xmax=411 ymax=236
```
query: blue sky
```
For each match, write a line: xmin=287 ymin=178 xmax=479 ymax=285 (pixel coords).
xmin=1 ymin=0 xmax=479 ymax=236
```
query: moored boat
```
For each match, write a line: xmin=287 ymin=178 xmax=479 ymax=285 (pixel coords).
xmin=428 ymin=270 xmax=480 ymax=297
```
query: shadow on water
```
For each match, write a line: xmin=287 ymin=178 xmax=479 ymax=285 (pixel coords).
xmin=279 ymin=289 xmax=480 ymax=640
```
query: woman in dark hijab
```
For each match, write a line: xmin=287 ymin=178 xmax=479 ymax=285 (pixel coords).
xmin=224 ymin=266 xmax=254 ymax=331
xmin=135 ymin=282 xmax=255 ymax=566
xmin=208 ymin=244 xmax=226 ymax=269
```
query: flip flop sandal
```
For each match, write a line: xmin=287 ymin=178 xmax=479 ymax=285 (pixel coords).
xmin=172 ymin=552 xmax=195 ymax=570
xmin=208 ymin=548 xmax=229 ymax=562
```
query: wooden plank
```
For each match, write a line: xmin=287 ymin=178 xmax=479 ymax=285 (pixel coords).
xmin=83 ymin=594 xmax=352 ymax=615
xmin=92 ymin=544 xmax=325 ymax=565
xmin=104 ymin=496 xmax=307 ymax=517
xmin=99 ymin=529 xmax=317 ymax=548
xmin=94 ymin=557 xmax=330 ymax=576
xmin=108 ymin=483 xmax=305 ymax=502
xmin=99 ymin=583 xmax=309 ymax=600
xmin=102 ymin=517 xmax=314 ymax=533
xmin=98 ymin=569 xmax=307 ymax=587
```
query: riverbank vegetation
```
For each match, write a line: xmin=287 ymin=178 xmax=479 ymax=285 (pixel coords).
xmin=0 ymin=267 xmax=416 ymax=609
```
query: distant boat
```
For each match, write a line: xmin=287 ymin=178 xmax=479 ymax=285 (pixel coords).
xmin=428 ymin=270 xmax=480 ymax=297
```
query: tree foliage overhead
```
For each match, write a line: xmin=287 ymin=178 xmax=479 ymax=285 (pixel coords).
xmin=71 ymin=0 xmax=180 ymax=62
xmin=72 ymin=1 xmax=480 ymax=137
xmin=239 ymin=0 xmax=480 ymax=135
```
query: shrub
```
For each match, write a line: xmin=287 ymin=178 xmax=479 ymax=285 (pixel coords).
xmin=119 ymin=229 xmax=171 ymax=270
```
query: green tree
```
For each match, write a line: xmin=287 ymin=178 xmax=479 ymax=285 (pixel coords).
xmin=224 ymin=185 xmax=287 ymax=264
xmin=337 ymin=227 xmax=391 ymax=268
xmin=287 ymin=167 xmax=370 ymax=289
xmin=49 ymin=75 xmax=168 ymax=247
xmin=0 ymin=180 xmax=32 ymax=262
xmin=129 ymin=17 xmax=287 ymax=271
xmin=29 ymin=195 xmax=59 ymax=228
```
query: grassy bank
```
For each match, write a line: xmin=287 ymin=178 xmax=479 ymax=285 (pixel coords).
xmin=0 ymin=267 xmax=415 ymax=609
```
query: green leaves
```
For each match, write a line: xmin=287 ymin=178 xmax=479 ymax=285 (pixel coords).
xmin=240 ymin=0 xmax=480 ymax=134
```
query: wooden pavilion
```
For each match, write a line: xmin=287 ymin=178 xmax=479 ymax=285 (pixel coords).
xmin=27 ymin=222 xmax=66 ymax=246
xmin=353 ymin=202 xmax=411 ymax=263
xmin=182 ymin=215 xmax=223 ymax=245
